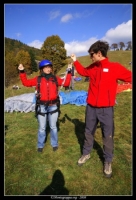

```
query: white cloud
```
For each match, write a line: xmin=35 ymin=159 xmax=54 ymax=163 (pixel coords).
xmin=73 ymin=13 xmax=81 ymax=18
xmin=101 ymin=20 xmax=132 ymax=45
xmin=60 ymin=11 xmax=93 ymax=23
xmin=27 ymin=20 xmax=132 ymax=57
xmin=65 ymin=38 xmax=98 ymax=57
xmin=27 ymin=40 xmax=43 ymax=49
xmin=61 ymin=14 xmax=73 ymax=23
xmin=66 ymin=19 xmax=132 ymax=56
xmin=49 ymin=10 xmax=61 ymax=20
xmin=16 ymin=32 xmax=21 ymax=38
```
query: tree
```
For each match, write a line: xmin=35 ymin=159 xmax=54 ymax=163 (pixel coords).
xmin=110 ymin=43 xmax=118 ymax=51
xmin=118 ymin=42 xmax=125 ymax=50
xmin=5 ymin=51 xmax=18 ymax=87
xmin=126 ymin=41 xmax=132 ymax=50
xmin=15 ymin=50 xmax=32 ymax=74
xmin=41 ymin=35 xmax=67 ymax=74
xmin=28 ymin=49 xmax=38 ymax=72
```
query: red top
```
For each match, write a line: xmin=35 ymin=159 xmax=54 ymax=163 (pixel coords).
xmin=73 ymin=58 xmax=132 ymax=107
xmin=19 ymin=72 xmax=71 ymax=101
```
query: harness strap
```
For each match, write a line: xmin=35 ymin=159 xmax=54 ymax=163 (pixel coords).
xmin=35 ymin=75 xmax=61 ymax=117
xmin=38 ymin=99 xmax=58 ymax=105
xmin=49 ymin=107 xmax=59 ymax=115
xmin=35 ymin=105 xmax=59 ymax=117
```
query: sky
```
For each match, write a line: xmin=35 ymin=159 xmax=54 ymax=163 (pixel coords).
xmin=4 ymin=3 xmax=132 ymax=57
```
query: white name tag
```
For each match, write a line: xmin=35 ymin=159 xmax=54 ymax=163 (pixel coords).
xmin=103 ymin=68 xmax=109 ymax=72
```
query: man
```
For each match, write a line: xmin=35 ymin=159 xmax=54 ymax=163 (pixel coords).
xmin=71 ymin=40 xmax=132 ymax=178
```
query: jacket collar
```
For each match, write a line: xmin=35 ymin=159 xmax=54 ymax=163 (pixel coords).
xmin=95 ymin=57 xmax=109 ymax=67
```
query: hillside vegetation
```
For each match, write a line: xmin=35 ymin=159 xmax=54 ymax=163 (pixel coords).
xmin=5 ymin=36 xmax=68 ymax=87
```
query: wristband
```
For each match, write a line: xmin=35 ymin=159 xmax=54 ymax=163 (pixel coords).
xmin=19 ymin=70 xmax=25 ymax=73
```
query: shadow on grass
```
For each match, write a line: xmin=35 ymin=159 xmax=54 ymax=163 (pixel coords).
xmin=5 ymin=125 xmax=9 ymax=136
xmin=64 ymin=114 xmax=104 ymax=163
xmin=39 ymin=169 xmax=69 ymax=195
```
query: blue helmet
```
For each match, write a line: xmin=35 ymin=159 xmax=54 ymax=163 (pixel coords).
xmin=39 ymin=60 xmax=52 ymax=69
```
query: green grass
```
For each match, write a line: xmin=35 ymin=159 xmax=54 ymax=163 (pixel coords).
xmin=4 ymin=51 xmax=132 ymax=196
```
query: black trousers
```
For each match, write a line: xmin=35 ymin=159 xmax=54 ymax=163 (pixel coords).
xmin=83 ymin=104 xmax=114 ymax=163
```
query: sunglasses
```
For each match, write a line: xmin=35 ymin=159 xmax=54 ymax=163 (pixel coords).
xmin=90 ymin=52 xmax=95 ymax=57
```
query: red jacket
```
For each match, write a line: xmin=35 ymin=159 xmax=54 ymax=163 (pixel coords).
xmin=74 ymin=58 xmax=132 ymax=107
xmin=19 ymin=72 xmax=71 ymax=101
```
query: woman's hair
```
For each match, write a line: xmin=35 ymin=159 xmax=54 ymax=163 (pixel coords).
xmin=88 ymin=40 xmax=109 ymax=57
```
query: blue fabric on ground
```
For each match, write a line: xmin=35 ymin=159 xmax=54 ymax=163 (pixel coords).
xmin=59 ymin=90 xmax=87 ymax=106
xmin=4 ymin=90 xmax=87 ymax=113
xmin=74 ymin=77 xmax=82 ymax=81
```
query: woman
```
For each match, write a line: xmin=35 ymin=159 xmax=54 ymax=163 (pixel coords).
xmin=18 ymin=60 xmax=71 ymax=153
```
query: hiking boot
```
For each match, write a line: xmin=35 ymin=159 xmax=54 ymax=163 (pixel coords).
xmin=103 ymin=162 xmax=112 ymax=178
xmin=53 ymin=147 xmax=58 ymax=151
xmin=37 ymin=148 xmax=43 ymax=152
xmin=77 ymin=154 xmax=90 ymax=166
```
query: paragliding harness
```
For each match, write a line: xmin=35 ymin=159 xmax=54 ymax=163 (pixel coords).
xmin=35 ymin=75 xmax=61 ymax=118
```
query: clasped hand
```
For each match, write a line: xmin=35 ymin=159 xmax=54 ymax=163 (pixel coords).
xmin=71 ymin=54 xmax=76 ymax=61
xmin=18 ymin=64 xmax=24 ymax=70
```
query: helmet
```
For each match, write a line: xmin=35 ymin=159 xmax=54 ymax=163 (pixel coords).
xmin=39 ymin=60 xmax=52 ymax=69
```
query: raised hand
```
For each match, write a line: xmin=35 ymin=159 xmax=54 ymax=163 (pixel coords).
xmin=18 ymin=64 xmax=24 ymax=70
xmin=71 ymin=54 xmax=76 ymax=62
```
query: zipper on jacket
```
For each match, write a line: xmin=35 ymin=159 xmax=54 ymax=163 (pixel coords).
xmin=47 ymin=81 xmax=49 ymax=101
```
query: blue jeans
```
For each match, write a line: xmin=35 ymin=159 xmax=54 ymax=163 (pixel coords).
xmin=37 ymin=104 xmax=58 ymax=148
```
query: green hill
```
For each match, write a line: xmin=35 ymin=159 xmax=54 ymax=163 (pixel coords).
xmin=5 ymin=37 xmax=42 ymax=60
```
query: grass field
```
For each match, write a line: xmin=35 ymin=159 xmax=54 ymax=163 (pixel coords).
xmin=4 ymin=51 xmax=132 ymax=196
